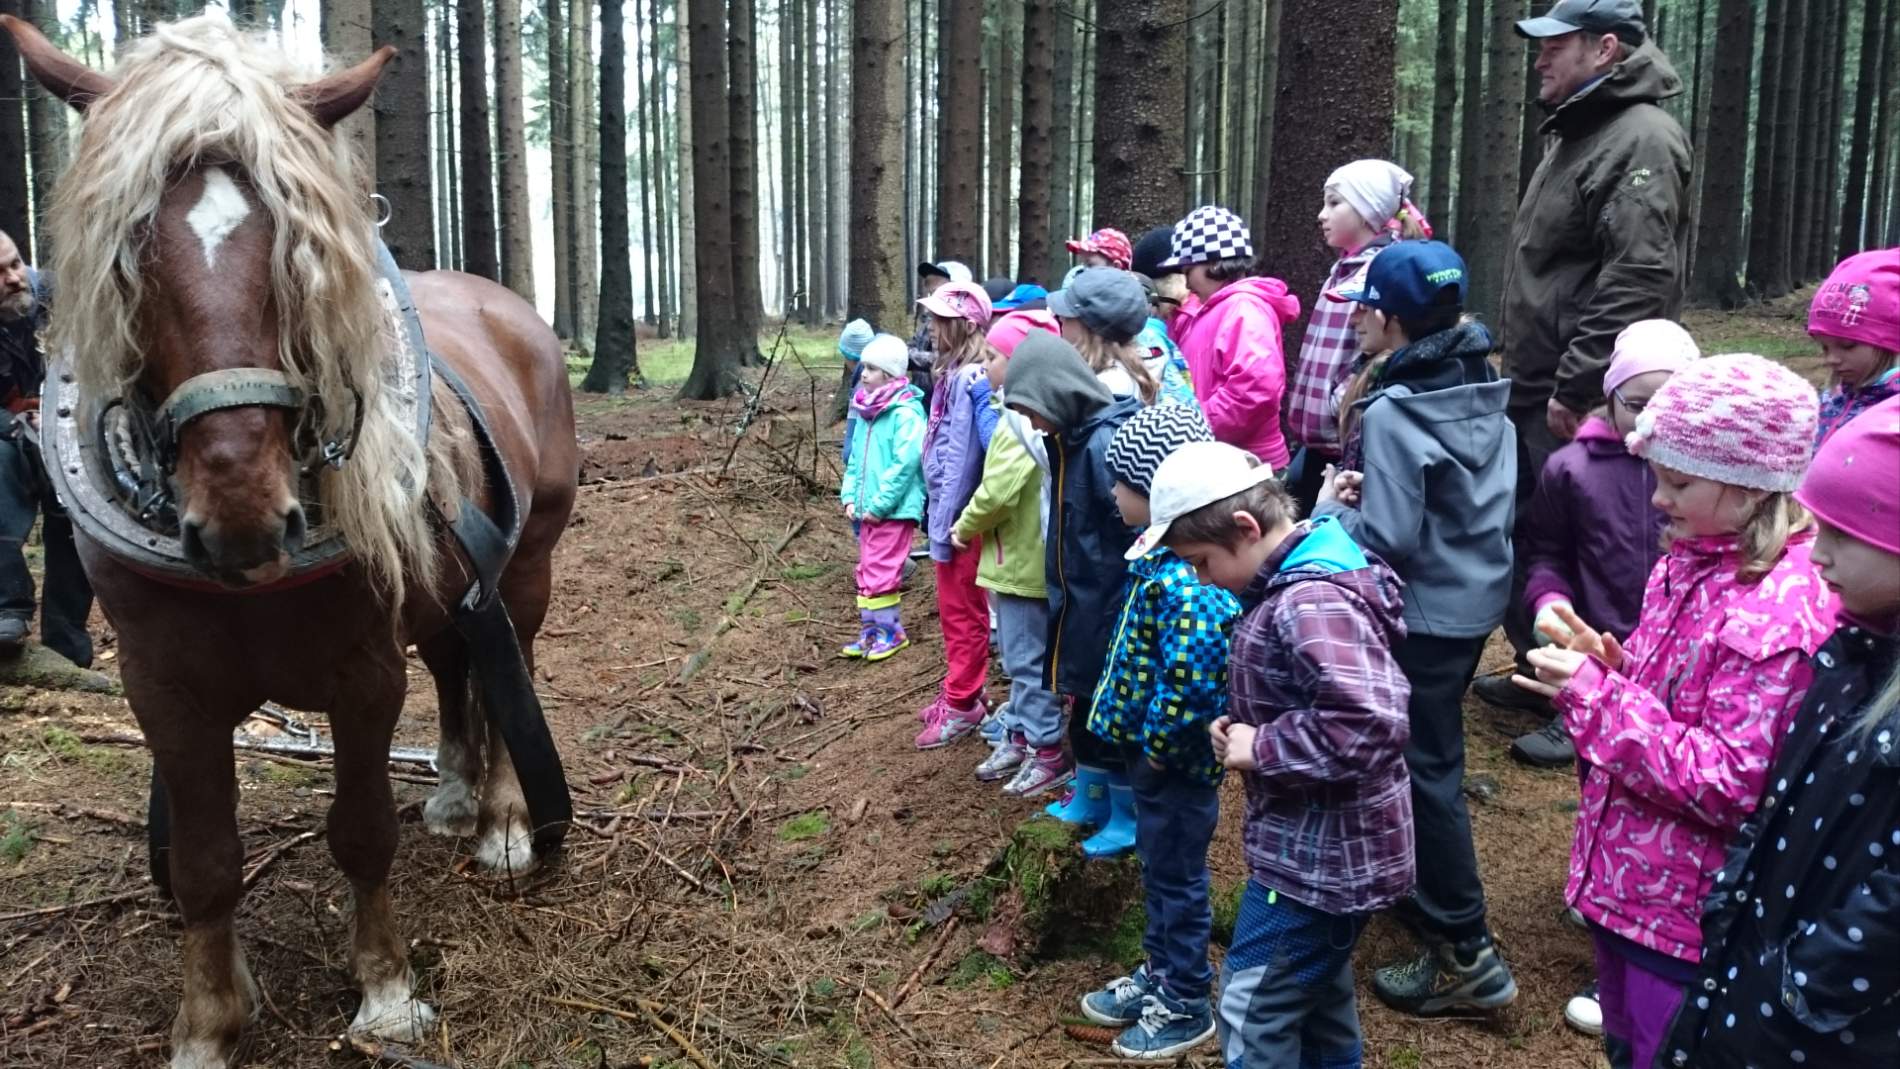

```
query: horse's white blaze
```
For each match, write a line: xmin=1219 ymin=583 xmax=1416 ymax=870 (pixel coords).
xmin=185 ymin=167 xmax=250 ymax=270
xmin=349 ymin=976 xmax=436 ymax=1042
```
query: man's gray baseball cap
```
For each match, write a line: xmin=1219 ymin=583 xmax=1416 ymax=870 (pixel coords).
xmin=1516 ymin=0 xmax=1647 ymax=41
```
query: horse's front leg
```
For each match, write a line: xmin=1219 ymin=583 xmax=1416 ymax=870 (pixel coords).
xmin=136 ymin=694 xmax=257 ymax=1069
xmin=327 ymin=650 xmax=436 ymax=1042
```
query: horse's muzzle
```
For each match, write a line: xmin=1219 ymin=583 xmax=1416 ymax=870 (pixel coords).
xmin=180 ymin=502 xmax=306 ymax=586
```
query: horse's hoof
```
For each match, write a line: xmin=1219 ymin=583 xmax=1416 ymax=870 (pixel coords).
xmin=422 ymin=784 xmax=478 ymax=838
xmin=169 ymin=1037 xmax=236 ymax=1069
xmin=473 ymin=820 xmax=536 ymax=875
xmin=349 ymin=979 xmax=437 ymax=1043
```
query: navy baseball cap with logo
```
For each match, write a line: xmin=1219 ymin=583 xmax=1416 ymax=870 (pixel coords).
xmin=1515 ymin=0 xmax=1647 ymax=42
xmin=1325 ymin=240 xmax=1469 ymax=321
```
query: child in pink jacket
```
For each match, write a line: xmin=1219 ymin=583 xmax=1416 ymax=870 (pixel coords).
xmin=1158 ymin=205 xmax=1302 ymax=470
xmin=1516 ymin=353 xmax=1838 ymax=1069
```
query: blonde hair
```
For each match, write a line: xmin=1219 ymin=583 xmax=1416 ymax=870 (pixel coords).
xmin=47 ymin=14 xmax=445 ymax=602
xmin=1335 ymin=350 xmax=1391 ymax=449
xmin=1855 ymin=659 xmax=1900 ymax=741
xmin=1070 ymin=331 xmax=1159 ymax=405
xmin=1658 ymin=491 xmax=1813 ymax=584
xmin=1391 ymin=205 xmax=1430 ymax=240
xmin=931 ymin=315 xmax=987 ymax=377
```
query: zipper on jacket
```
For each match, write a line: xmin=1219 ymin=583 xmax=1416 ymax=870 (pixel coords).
xmin=1049 ymin=441 xmax=1069 ymax=683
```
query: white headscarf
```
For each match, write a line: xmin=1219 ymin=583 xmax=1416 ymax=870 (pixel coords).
xmin=1325 ymin=159 xmax=1415 ymax=232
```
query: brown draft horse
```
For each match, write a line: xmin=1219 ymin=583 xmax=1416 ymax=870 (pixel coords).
xmin=0 ymin=14 xmax=577 ymax=1067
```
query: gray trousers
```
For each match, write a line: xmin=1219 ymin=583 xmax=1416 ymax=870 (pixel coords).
xmin=1217 ymin=880 xmax=1367 ymax=1069
xmin=991 ymin=592 xmax=1064 ymax=748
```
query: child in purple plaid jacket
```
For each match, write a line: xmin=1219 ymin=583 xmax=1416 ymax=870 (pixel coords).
xmin=1283 ymin=160 xmax=1429 ymax=514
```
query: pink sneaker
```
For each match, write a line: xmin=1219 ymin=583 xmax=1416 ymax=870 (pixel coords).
xmin=914 ymin=699 xmax=984 ymax=749
xmin=1003 ymin=745 xmax=1075 ymax=797
xmin=915 ymin=694 xmax=949 ymax=725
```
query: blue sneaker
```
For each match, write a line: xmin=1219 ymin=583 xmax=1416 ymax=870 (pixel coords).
xmin=979 ymin=703 xmax=1010 ymax=747
xmin=1043 ymin=763 xmax=1109 ymax=825
xmin=1079 ymin=964 xmax=1155 ymax=1026
xmin=1080 ymin=776 xmax=1136 ymax=858
xmin=1111 ymin=990 xmax=1216 ymax=1060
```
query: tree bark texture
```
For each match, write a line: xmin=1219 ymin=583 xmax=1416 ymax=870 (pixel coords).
xmin=324 ymin=0 xmax=377 ymax=191
xmin=805 ymin=0 xmax=827 ymax=319
xmin=1426 ymin=0 xmax=1460 ymax=229
xmin=494 ymin=0 xmax=533 ymax=299
xmin=1250 ymin=0 xmax=1283 ymax=237
xmin=1691 ymin=0 xmax=1755 ymax=307
xmin=1018 ymin=0 xmax=1055 ymax=282
xmin=1465 ymin=0 xmax=1525 ymax=323
xmin=545 ymin=0 xmax=573 ymax=335
xmin=780 ymin=0 xmax=797 ymax=313
xmin=572 ymin=0 xmax=597 ymax=340
xmin=455 ymin=0 xmax=498 ymax=279
xmin=23 ymin=0 xmax=66 ymax=258
xmin=935 ymin=0 xmax=981 ymax=265
xmin=1090 ymin=0 xmax=1186 ymax=236
xmin=638 ymin=0 xmax=659 ymax=322
xmin=828 ymin=0 xmax=848 ymax=318
xmin=730 ymin=0 xmax=764 ymax=359
xmin=583 ymin=0 xmax=637 ymax=392
xmin=1792 ymin=0 xmax=1831 ymax=284
xmin=1814 ymin=0 xmax=1849 ymax=273
xmin=1870 ymin=0 xmax=1900 ymax=245
xmin=666 ymin=0 xmax=694 ymax=336
xmin=374 ymin=0 xmax=435 ymax=269
xmin=1745 ymin=0 xmax=1787 ymax=295
xmin=1764 ymin=0 xmax=1809 ymax=297
xmin=1261 ymin=0 xmax=1396 ymax=327
xmin=434 ymin=3 xmax=458 ymax=270
xmin=681 ymin=0 xmax=741 ymax=399
xmin=987 ymin=0 xmax=1015 ymax=282
xmin=1452 ymin=0 xmax=1484 ymax=247
xmin=849 ymin=0 xmax=908 ymax=332
xmin=0 ymin=0 xmax=26 ymax=255
xmin=1047 ymin=0 xmax=1075 ymax=283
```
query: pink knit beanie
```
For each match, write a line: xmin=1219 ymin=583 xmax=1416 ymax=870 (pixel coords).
xmin=1808 ymin=249 xmax=1900 ymax=353
xmin=985 ymin=309 xmax=1059 ymax=357
xmin=1795 ymin=395 xmax=1900 ymax=555
xmin=1603 ymin=319 xmax=1700 ymax=396
xmin=1627 ymin=352 xmax=1820 ymax=493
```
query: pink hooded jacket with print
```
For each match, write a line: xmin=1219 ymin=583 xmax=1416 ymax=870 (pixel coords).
xmin=1176 ymin=277 xmax=1302 ymax=469
xmin=1557 ymin=530 xmax=1836 ymax=964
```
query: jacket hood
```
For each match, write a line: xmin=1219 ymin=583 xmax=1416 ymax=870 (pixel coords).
xmin=1254 ymin=519 xmax=1407 ymax=645
xmin=1003 ymin=331 xmax=1113 ymax=432
xmin=1544 ymin=40 xmax=1685 ymax=136
xmin=1573 ymin=413 xmax=1629 ymax=455
xmin=1073 ymin=395 xmax=1144 ymax=451
xmin=1202 ymin=275 xmax=1302 ymax=323
xmin=1369 ymin=320 xmax=1512 ymax=471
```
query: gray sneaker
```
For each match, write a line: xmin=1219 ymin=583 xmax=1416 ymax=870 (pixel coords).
xmin=975 ymin=735 xmax=1027 ymax=781
xmin=1372 ymin=933 xmax=1518 ymax=1017
xmin=1511 ymin=718 xmax=1577 ymax=768
xmin=1002 ymin=745 xmax=1074 ymax=798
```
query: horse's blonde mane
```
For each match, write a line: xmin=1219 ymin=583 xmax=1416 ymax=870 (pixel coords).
xmin=46 ymin=14 xmax=441 ymax=602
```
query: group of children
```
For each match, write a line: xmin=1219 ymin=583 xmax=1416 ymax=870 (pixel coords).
xmin=834 ymin=159 xmax=1900 ymax=1065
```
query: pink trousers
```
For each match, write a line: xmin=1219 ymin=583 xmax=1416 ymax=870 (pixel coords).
xmin=934 ymin=540 xmax=988 ymax=705
xmin=855 ymin=519 xmax=915 ymax=597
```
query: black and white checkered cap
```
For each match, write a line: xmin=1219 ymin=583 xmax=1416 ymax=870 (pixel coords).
xmin=1158 ymin=205 xmax=1254 ymax=270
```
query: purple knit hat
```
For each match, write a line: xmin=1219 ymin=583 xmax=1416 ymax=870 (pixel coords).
xmin=1626 ymin=352 xmax=1820 ymax=493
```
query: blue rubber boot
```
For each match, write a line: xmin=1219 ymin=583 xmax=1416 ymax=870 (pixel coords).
xmin=1081 ymin=776 xmax=1137 ymax=858
xmin=1043 ymin=763 xmax=1110 ymax=826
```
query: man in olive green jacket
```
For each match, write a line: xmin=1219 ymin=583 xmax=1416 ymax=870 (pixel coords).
xmin=1480 ymin=0 xmax=1692 ymax=759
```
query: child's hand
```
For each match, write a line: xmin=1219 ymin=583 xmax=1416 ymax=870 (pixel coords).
xmin=844 ymin=503 xmax=857 ymax=520
xmin=1326 ymin=468 xmax=1364 ymax=508
xmin=1316 ymin=465 xmax=1340 ymax=505
xmin=950 ymin=531 xmax=970 ymax=552
xmin=1515 ymin=647 xmax=1590 ymax=699
xmin=1211 ymin=716 xmax=1258 ymax=771
xmin=1550 ymin=603 xmax=1624 ymax=670
xmin=1210 ymin=716 xmax=1231 ymax=763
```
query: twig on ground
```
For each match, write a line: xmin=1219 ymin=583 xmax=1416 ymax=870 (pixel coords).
xmin=242 ymin=830 xmax=321 ymax=890
xmin=678 ymin=519 xmax=809 ymax=682
xmin=2 ymin=801 xmax=145 ymax=828
xmin=334 ymin=1032 xmax=458 ymax=1068
xmin=892 ymin=916 xmax=961 ymax=1008
xmin=543 ymin=995 xmax=718 ymax=1069
xmin=0 ymin=887 xmax=147 ymax=924
xmin=860 ymin=985 xmax=932 ymax=1051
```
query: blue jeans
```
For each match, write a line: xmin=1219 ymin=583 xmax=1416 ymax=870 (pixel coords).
xmin=1217 ymin=880 xmax=1367 ymax=1068
xmin=1128 ymin=754 xmax=1219 ymax=1000
xmin=0 ymin=433 xmax=93 ymax=667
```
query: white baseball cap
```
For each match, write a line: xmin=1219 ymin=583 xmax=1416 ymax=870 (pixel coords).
xmin=1125 ymin=441 xmax=1276 ymax=560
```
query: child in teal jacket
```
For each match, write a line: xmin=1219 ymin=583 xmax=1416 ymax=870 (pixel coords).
xmin=840 ymin=335 xmax=927 ymax=660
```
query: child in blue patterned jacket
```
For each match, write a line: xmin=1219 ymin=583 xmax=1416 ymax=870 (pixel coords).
xmin=1072 ymin=403 xmax=1240 ymax=1061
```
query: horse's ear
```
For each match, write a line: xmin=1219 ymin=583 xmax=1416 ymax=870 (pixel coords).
xmin=293 ymin=46 xmax=396 ymax=129
xmin=0 ymin=14 xmax=114 ymax=112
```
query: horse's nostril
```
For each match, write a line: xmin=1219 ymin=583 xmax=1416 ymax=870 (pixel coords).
xmin=281 ymin=504 xmax=307 ymax=554
xmin=180 ymin=519 xmax=209 ymax=567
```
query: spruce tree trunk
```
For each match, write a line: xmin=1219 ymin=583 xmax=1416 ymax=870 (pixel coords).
xmin=781 ymin=0 xmax=797 ymax=314
xmin=23 ymin=0 xmax=67 ymax=258
xmin=374 ymin=0 xmax=436 ymax=269
xmin=0 ymin=0 xmax=27 ymax=255
xmin=1228 ymin=0 xmax=1250 ymax=209
xmin=435 ymin=2 xmax=460 ymax=270
xmin=582 ymin=0 xmax=637 ymax=392
xmin=1465 ymin=0 xmax=1525 ymax=323
xmin=1814 ymin=0 xmax=1848 ymax=272
xmin=805 ymin=0 xmax=827 ymax=320
xmin=654 ymin=0 xmax=677 ymax=337
xmin=1870 ymin=0 xmax=1900 ymax=245
xmin=1047 ymin=0 xmax=1075 ymax=283
xmin=457 ymin=0 xmax=499 ymax=279
xmin=638 ymin=0 xmax=659 ymax=323
xmin=730 ymin=0 xmax=764 ymax=361
xmin=1018 ymin=0 xmax=1055 ymax=281
xmin=572 ymin=0 xmax=597 ymax=341
xmin=325 ymin=0 xmax=378 ymax=191
xmin=547 ymin=0 xmax=573 ymax=335
xmin=681 ymin=0 xmax=742 ymax=399
xmin=987 ymin=0 xmax=1015 ymax=280
xmin=1691 ymin=0 xmax=1755 ymax=307
xmin=849 ymin=0 xmax=907 ymax=343
xmin=495 ymin=0 xmax=534 ymax=299
xmin=1427 ymin=0 xmax=1460 ymax=228
xmin=1262 ymin=0 xmax=1396 ymax=348
xmin=1765 ymin=0 xmax=1808 ymax=297
xmin=675 ymin=0 xmax=699 ymax=337
xmin=1791 ymin=0 xmax=1831 ymax=285
xmin=1745 ymin=0 xmax=1787 ymax=295
xmin=790 ymin=0 xmax=807 ymax=318
xmin=936 ymin=0 xmax=981 ymax=264
xmin=1250 ymin=0 xmax=1282 ymax=234
xmin=1091 ymin=0 xmax=1187 ymax=236
xmin=1452 ymin=0 xmax=1485 ymax=246
xmin=1517 ymin=33 xmax=1541 ymax=201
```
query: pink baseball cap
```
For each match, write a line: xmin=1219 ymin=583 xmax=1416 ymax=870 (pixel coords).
xmin=985 ymin=309 xmax=1060 ymax=357
xmin=917 ymin=281 xmax=994 ymax=327
xmin=1809 ymin=249 xmax=1900 ymax=352
xmin=1796 ymin=394 xmax=1900 ymax=555
xmin=1604 ymin=319 xmax=1700 ymax=396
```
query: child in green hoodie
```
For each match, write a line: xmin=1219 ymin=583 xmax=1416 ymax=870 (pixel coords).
xmin=839 ymin=335 xmax=928 ymax=661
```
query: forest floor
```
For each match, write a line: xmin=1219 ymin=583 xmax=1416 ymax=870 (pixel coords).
xmin=0 ymin=292 xmax=1822 ymax=1068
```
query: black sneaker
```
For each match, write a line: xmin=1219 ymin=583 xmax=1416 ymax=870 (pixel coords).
xmin=0 ymin=616 xmax=26 ymax=655
xmin=1470 ymin=673 xmax=1551 ymax=715
xmin=1511 ymin=719 xmax=1577 ymax=768
xmin=1372 ymin=933 xmax=1518 ymax=1016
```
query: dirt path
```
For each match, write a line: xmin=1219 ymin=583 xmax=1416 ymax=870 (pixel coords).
xmin=0 ymin=297 xmax=1825 ymax=1067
